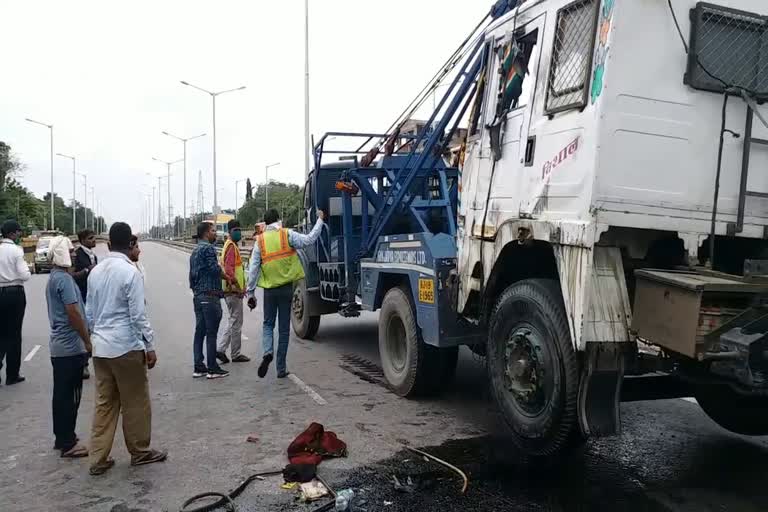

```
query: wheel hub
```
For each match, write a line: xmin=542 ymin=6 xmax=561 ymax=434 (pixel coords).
xmin=387 ymin=317 xmax=408 ymax=373
xmin=504 ymin=327 xmax=548 ymax=415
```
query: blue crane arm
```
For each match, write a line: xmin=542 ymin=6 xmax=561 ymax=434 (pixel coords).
xmin=362 ymin=39 xmax=487 ymax=258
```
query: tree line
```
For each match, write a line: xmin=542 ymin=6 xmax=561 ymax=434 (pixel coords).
xmin=0 ymin=141 xmax=104 ymax=235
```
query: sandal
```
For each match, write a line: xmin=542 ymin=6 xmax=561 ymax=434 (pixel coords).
xmin=89 ymin=458 xmax=115 ymax=476
xmin=61 ymin=444 xmax=89 ymax=458
xmin=131 ymin=449 xmax=168 ymax=466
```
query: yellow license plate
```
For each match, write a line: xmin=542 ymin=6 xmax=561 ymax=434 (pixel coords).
xmin=418 ymin=278 xmax=435 ymax=304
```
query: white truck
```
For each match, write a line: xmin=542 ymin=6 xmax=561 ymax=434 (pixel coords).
xmin=296 ymin=0 xmax=768 ymax=461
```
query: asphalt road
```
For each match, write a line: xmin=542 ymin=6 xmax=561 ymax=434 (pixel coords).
xmin=2 ymin=242 xmax=768 ymax=511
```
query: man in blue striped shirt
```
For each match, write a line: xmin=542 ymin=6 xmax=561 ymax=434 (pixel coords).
xmin=189 ymin=222 xmax=233 ymax=379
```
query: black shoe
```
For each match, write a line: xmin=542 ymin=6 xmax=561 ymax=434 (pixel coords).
xmin=232 ymin=354 xmax=251 ymax=363
xmin=277 ymin=371 xmax=291 ymax=379
xmin=192 ymin=369 xmax=208 ymax=378
xmin=207 ymin=368 xmax=230 ymax=380
xmin=216 ymin=352 xmax=230 ymax=364
xmin=6 ymin=376 xmax=25 ymax=385
xmin=258 ymin=354 xmax=273 ymax=379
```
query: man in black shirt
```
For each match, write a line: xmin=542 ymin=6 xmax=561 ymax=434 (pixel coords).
xmin=73 ymin=229 xmax=97 ymax=379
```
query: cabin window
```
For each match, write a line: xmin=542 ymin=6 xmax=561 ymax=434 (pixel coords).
xmin=545 ymin=0 xmax=599 ymax=114
xmin=468 ymin=43 xmax=491 ymax=137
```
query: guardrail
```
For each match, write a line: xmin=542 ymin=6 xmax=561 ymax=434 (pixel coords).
xmin=148 ymin=239 xmax=251 ymax=265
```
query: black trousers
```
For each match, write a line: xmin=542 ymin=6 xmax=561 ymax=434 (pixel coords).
xmin=0 ymin=286 xmax=26 ymax=381
xmin=51 ymin=354 xmax=87 ymax=451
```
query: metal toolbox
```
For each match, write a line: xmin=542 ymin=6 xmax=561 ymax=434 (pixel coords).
xmin=632 ymin=270 xmax=768 ymax=358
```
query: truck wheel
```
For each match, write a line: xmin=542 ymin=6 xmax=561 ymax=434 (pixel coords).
xmin=487 ymin=279 xmax=581 ymax=459
xmin=379 ymin=286 xmax=456 ymax=397
xmin=696 ymin=385 xmax=768 ymax=436
xmin=292 ymin=280 xmax=320 ymax=340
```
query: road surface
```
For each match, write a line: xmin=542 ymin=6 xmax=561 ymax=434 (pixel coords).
xmin=2 ymin=242 xmax=768 ymax=511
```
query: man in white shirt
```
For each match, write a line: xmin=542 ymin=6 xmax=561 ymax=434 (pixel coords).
xmin=85 ymin=222 xmax=166 ymax=476
xmin=0 ymin=219 xmax=31 ymax=385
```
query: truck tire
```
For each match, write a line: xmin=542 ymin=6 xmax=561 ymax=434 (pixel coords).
xmin=695 ymin=385 xmax=768 ymax=436
xmin=487 ymin=279 xmax=581 ymax=459
xmin=292 ymin=280 xmax=320 ymax=340
xmin=378 ymin=286 xmax=457 ymax=397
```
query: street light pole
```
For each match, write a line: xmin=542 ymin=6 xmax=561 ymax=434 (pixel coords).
xmin=57 ymin=153 xmax=76 ymax=234
xmin=235 ymin=179 xmax=246 ymax=214
xmin=26 ymin=118 xmax=55 ymax=230
xmin=265 ymin=162 xmax=280 ymax=211
xmin=91 ymin=187 xmax=95 ymax=231
xmin=180 ymin=81 xmax=246 ymax=214
xmin=153 ymin=157 xmax=182 ymax=239
xmin=305 ymin=0 xmax=311 ymax=179
xmin=162 ymin=131 xmax=205 ymax=238
xmin=78 ymin=173 xmax=87 ymax=230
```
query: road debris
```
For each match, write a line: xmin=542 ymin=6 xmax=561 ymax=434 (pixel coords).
xmin=405 ymin=446 xmax=468 ymax=494
xmin=300 ymin=480 xmax=330 ymax=502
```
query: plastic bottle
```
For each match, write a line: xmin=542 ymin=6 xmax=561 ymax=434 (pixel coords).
xmin=334 ymin=489 xmax=355 ymax=511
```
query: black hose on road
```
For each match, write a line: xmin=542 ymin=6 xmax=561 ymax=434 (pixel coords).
xmin=178 ymin=470 xmax=283 ymax=512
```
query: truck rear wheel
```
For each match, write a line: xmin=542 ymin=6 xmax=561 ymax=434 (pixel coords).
xmin=695 ymin=385 xmax=768 ymax=436
xmin=487 ymin=279 xmax=581 ymax=459
xmin=379 ymin=286 xmax=457 ymax=397
xmin=292 ymin=280 xmax=320 ymax=340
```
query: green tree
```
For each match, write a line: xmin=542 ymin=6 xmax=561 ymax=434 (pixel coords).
xmin=238 ymin=181 xmax=303 ymax=228
xmin=0 ymin=142 xmax=47 ymax=232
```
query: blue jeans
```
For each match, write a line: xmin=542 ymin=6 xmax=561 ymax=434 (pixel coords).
xmin=262 ymin=284 xmax=292 ymax=375
xmin=193 ymin=294 xmax=222 ymax=372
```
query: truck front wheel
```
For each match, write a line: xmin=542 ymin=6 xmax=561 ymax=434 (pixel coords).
xmin=487 ymin=279 xmax=581 ymax=459
xmin=292 ymin=280 xmax=321 ymax=340
xmin=379 ymin=286 xmax=457 ymax=397
xmin=696 ymin=385 xmax=768 ymax=436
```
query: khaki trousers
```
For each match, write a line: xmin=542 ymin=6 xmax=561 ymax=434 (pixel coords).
xmin=90 ymin=350 xmax=152 ymax=466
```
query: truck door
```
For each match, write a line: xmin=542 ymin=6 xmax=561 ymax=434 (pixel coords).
xmin=462 ymin=14 xmax=546 ymax=236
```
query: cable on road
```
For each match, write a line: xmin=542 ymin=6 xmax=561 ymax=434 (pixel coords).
xmin=405 ymin=446 xmax=469 ymax=494
xmin=178 ymin=470 xmax=282 ymax=512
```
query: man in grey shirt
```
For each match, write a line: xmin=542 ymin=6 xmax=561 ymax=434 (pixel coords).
xmin=46 ymin=236 xmax=92 ymax=458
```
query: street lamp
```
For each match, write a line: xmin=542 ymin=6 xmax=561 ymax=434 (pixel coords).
xmin=77 ymin=172 xmax=87 ymax=231
xmin=235 ymin=178 xmax=247 ymax=214
xmin=180 ymin=80 xmax=246 ymax=214
xmin=90 ymin=187 xmax=95 ymax=231
xmin=162 ymin=130 xmax=206 ymax=237
xmin=56 ymin=153 xmax=76 ymax=234
xmin=265 ymin=162 xmax=280 ymax=210
xmin=26 ymin=118 xmax=54 ymax=230
xmin=153 ymin=157 xmax=182 ymax=238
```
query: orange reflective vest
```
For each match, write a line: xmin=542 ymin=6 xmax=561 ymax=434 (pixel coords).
xmin=220 ymin=239 xmax=245 ymax=293
xmin=256 ymin=228 xmax=304 ymax=289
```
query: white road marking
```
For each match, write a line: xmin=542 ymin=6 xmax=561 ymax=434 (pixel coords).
xmin=24 ymin=345 xmax=41 ymax=362
xmin=288 ymin=374 xmax=327 ymax=405
xmin=242 ymin=335 xmax=249 ymax=341
xmin=681 ymin=397 xmax=698 ymax=404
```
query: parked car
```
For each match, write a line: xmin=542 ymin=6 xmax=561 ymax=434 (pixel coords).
xmin=34 ymin=237 xmax=54 ymax=273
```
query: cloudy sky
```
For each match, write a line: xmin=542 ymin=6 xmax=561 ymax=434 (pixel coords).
xmin=0 ymin=0 xmax=489 ymax=231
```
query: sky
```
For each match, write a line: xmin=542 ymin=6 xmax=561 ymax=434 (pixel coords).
xmin=0 ymin=0 xmax=490 ymax=231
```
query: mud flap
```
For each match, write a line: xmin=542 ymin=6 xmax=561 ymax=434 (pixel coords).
xmin=578 ymin=343 xmax=625 ymax=437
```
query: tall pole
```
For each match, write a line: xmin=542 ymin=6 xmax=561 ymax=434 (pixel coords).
xmin=180 ymin=81 xmax=245 ymax=215
xmin=162 ymin=131 xmax=205 ymax=237
xmin=304 ymin=0 xmax=311 ymax=179
xmin=91 ymin=187 xmax=95 ymax=230
xmin=152 ymin=186 xmax=156 ymax=236
xmin=167 ymin=163 xmax=171 ymax=237
xmin=57 ymin=153 xmax=76 ymax=234
xmin=235 ymin=179 xmax=246 ymax=214
xmin=78 ymin=173 xmax=87 ymax=230
xmin=26 ymin=118 xmax=55 ymax=230
xmin=157 ymin=176 xmax=162 ymax=238
xmin=212 ymin=95 xmax=217 ymax=214
xmin=265 ymin=162 xmax=280 ymax=211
